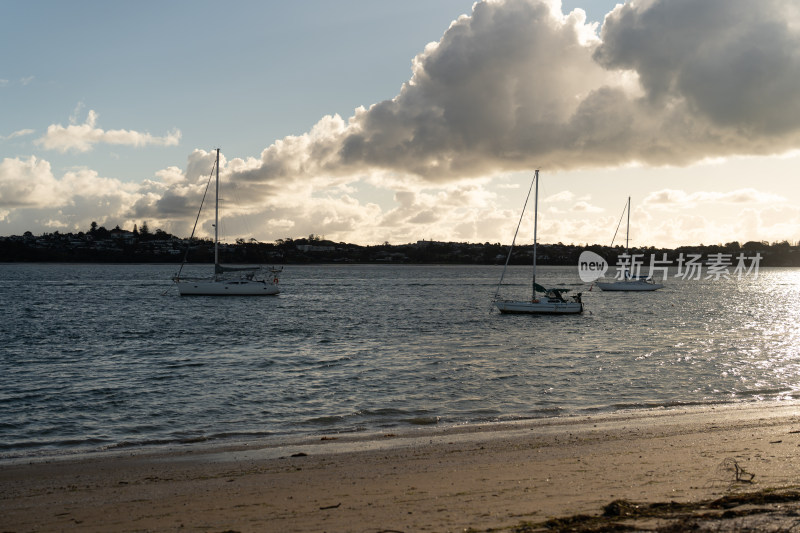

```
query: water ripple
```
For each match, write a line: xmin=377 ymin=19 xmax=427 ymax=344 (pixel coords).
xmin=1 ymin=263 xmax=798 ymax=460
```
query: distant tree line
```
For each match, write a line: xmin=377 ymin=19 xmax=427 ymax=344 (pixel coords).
xmin=1 ymin=223 xmax=799 ymax=266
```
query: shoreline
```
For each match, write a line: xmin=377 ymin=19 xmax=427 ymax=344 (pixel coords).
xmin=2 ymin=399 xmax=787 ymax=467
xmin=4 ymin=402 xmax=800 ymax=531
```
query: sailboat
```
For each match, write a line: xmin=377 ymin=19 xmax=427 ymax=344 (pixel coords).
xmin=172 ymin=149 xmax=282 ymax=295
xmin=594 ymin=196 xmax=663 ymax=291
xmin=493 ymin=170 xmax=583 ymax=314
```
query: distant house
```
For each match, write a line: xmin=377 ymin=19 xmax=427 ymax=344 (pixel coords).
xmin=296 ymin=244 xmax=336 ymax=252
xmin=109 ymin=226 xmax=136 ymax=243
xmin=415 ymin=239 xmax=453 ymax=246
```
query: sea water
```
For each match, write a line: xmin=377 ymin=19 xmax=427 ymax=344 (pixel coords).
xmin=1 ymin=263 xmax=799 ymax=460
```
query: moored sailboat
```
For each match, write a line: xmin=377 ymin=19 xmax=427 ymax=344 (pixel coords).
xmin=493 ymin=170 xmax=583 ymax=314
xmin=172 ymin=149 xmax=282 ymax=296
xmin=594 ymin=196 xmax=663 ymax=292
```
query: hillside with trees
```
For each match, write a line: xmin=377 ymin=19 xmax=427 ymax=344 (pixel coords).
xmin=1 ymin=222 xmax=798 ymax=267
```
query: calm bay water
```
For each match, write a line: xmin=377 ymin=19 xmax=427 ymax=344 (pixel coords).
xmin=1 ymin=263 xmax=799 ymax=460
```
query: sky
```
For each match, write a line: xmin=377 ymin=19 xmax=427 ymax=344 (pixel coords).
xmin=2 ymin=0 xmax=800 ymax=248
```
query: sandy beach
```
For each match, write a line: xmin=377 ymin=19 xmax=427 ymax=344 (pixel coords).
xmin=3 ymin=402 xmax=800 ymax=532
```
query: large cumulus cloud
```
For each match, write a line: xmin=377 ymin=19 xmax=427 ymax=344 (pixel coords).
xmin=227 ymin=0 xmax=800 ymax=191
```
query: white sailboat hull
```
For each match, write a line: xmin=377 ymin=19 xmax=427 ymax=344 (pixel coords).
xmin=595 ymin=280 xmax=663 ymax=291
xmin=495 ymin=300 xmax=583 ymax=314
xmin=175 ymin=279 xmax=279 ymax=295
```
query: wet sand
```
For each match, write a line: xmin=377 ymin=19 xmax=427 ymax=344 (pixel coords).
xmin=3 ymin=402 xmax=800 ymax=532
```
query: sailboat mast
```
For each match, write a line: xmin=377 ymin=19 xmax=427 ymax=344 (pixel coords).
xmin=624 ymin=195 xmax=631 ymax=279
xmin=214 ymin=148 xmax=220 ymax=269
xmin=625 ymin=196 xmax=630 ymax=251
xmin=532 ymin=170 xmax=539 ymax=299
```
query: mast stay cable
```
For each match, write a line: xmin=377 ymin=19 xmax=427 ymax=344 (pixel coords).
xmin=174 ymin=154 xmax=217 ymax=280
xmin=492 ymin=172 xmax=536 ymax=305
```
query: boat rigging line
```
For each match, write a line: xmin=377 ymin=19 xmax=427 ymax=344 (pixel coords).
xmin=492 ymin=171 xmax=537 ymax=307
xmin=175 ymin=151 xmax=217 ymax=280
